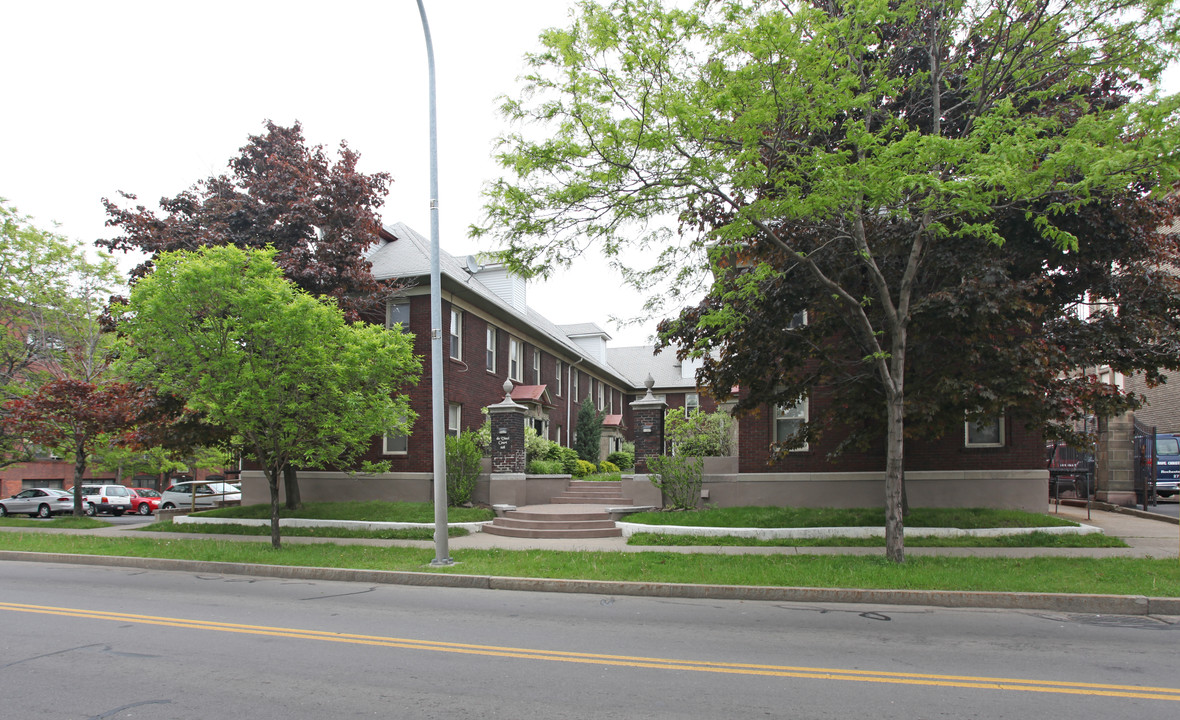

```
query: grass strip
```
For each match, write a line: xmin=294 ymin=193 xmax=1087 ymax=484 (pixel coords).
xmin=0 ymin=532 xmax=1176 ymax=596
xmin=627 ymin=531 xmax=1128 ymax=548
xmin=195 ymin=501 xmax=493 ymax=523
xmin=624 ymin=506 xmax=1077 ymax=529
xmin=0 ymin=517 xmax=111 ymax=530
xmin=147 ymin=520 xmax=467 ymax=540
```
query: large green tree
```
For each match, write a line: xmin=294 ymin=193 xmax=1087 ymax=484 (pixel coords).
xmin=1 ymin=200 xmax=134 ymax=513
xmin=100 ymin=121 xmax=396 ymax=509
xmin=115 ymin=245 xmax=420 ymax=548
xmin=475 ymin=0 xmax=1180 ymax=561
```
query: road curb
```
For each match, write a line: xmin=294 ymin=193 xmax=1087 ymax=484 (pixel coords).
xmin=4 ymin=550 xmax=1178 ymax=616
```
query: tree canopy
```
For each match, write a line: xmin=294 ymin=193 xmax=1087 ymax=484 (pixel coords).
xmin=475 ymin=0 xmax=1180 ymax=561
xmin=100 ymin=120 xmax=393 ymax=322
xmin=115 ymin=245 xmax=420 ymax=547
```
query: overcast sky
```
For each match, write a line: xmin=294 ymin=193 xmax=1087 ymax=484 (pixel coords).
xmin=1 ymin=0 xmax=666 ymax=347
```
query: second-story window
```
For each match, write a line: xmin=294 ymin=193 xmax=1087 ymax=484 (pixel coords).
xmin=533 ymin=349 xmax=541 ymax=384
xmin=555 ymin=360 xmax=563 ymax=395
xmin=449 ymin=308 xmax=462 ymax=360
xmin=486 ymin=325 xmax=498 ymax=373
xmin=509 ymin=336 xmax=523 ymax=382
xmin=386 ymin=300 xmax=410 ymax=332
xmin=685 ymin=392 xmax=700 ymax=417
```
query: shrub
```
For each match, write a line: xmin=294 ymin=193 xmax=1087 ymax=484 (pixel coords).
xmin=572 ymin=459 xmax=598 ymax=478
xmin=524 ymin=427 xmax=554 ymax=462
xmin=647 ymin=454 xmax=704 ymax=511
xmin=606 ymin=451 xmax=634 ymax=469
xmin=551 ymin=445 xmax=580 ymax=474
xmin=665 ymin=409 xmax=734 ymax=457
xmin=526 ymin=458 xmax=565 ymax=475
xmin=472 ymin=408 xmax=491 ymax=455
xmin=598 ymin=460 xmax=620 ymax=474
xmin=444 ymin=431 xmax=483 ymax=506
xmin=573 ymin=397 xmax=604 ymax=462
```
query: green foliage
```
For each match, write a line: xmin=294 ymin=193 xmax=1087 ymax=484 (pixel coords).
xmin=524 ymin=426 xmax=555 ymax=461
xmin=573 ymin=397 xmax=604 ymax=462
xmin=1 ymin=200 xmax=125 ymax=476
xmin=477 ymin=0 xmax=1180 ymax=562
xmin=646 ymin=454 xmax=704 ymax=511
xmin=115 ymin=245 xmax=421 ymax=547
xmin=606 ymin=451 xmax=634 ymax=469
xmin=665 ymin=409 xmax=733 ymax=457
xmin=598 ymin=459 xmax=620 ymax=473
xmin=571 ymin=459 xmax=598 ymax=478
xmin=445 ymin=431 xmax=483 ymax=506
xmin=526 ymin=458 xmax=565 ymax=475
xmin=472 ymin=408 xmax=491 ymax=454
xmin=549 ymin=445 xmax=580 ymax=474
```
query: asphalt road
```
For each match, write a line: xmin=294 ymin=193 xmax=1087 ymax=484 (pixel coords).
xmin=1 ymin=562 xmax=1178 ymax=719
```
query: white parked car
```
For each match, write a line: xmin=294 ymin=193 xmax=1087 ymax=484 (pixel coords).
xmin=0 ymin=488 xmax=76 ymax=518
xmin=79 ymin=484 xmax=133 ymax=516
xmin=159 ymin=481 xmax=242 ymax=510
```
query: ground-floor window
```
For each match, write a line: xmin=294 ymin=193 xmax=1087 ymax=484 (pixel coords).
xmin=383 ymin=433 xmax=408 ymax=455
xmin=22 ymin=478 xmax=64 ymax=489
xmin=773 ymin=397 xmax=808 ymax=450
xmin=965 ymin=416 xmax=1005 ymax=447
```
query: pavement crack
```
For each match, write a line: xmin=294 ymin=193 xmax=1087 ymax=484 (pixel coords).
xmin=301 ymin=586 xmax=379 ymax=600
xmin=86 ymin=700 xmax=171 ymax=719
xmin=0 ymin=643 xmax=107 ymax=670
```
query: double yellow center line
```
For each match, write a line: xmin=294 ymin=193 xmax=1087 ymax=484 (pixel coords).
xmin=3 ymin=601 xmax=1178 ymax=702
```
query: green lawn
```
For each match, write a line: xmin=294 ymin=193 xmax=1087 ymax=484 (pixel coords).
xmin=196 ymin=501 xmax=494 ymax=523
xmin=624 ymin=506 xmax=1078 ymax=529
xmin=627 ymin=531 xmax=1128 ymax=548
xmin=0 ymin=532 xmax=1176 ymax=596
xmin=149 ymin=519 xmax=467 ymax=540
xmin=0 ymin=516 xmax=111 ymax=530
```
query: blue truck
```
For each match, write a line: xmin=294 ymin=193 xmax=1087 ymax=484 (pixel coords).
xmin=1153 ymin=434 xmax=1180 ymax=498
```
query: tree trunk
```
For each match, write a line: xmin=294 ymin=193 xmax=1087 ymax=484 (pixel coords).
xmin=266 ymin=464 xmax=282 ymax=549
xmin=884 ymin=391 xmax=906 ymax=563
xmin=283 ymin=465 xmax=302 ymax=510
xmin=73 ymin=440 xmax=87 ymax=516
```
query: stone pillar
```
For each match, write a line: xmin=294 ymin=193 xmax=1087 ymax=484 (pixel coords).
xmin=487 ymin=381 xmax=528 ymax=506
xmin=629 ymin=374 xmax=668 ymax=473
xmin=1096 ymin=413 xmax=1137 ymax=506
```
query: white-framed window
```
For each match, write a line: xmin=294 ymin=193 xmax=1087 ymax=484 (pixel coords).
xmin=447 ymin=403 xmax=462 ymax=437
xmin=449 ymin=308 xmax=463 ymax=360
xmin=685 ymin=392 xmax=700 ymax=417
xmin=572 ymin=369 xmax=579 ymax=400
xmin=533 ymin=349 xmax=541 ymax=384
xmin=383 ymin=432 xmax=408 ymax=455
xmin=965 ymin=416 xmax=1005 ymax=448
xmin=597 ymin=381 xmax=605 ymax=411
xmin=508 ymin=336 xmax=523 ymax=381
xmin=788 ymin=310 xmax=808 ymax=329
xmin=386 ymin=300 xmax=410 ymax=332
xmin=486 ymin=325 xmax=498 ymax=373
xmin=773 ymin=397 xmax=808 ymax=450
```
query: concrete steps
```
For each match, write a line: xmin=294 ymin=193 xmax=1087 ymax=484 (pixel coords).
xmin=549 ymin=480 xmax=630 ymax=505
xmin=480 ymin=481 xmax=627 ymax=539
xmin=481 ymin=509 xmax=622 ymax=539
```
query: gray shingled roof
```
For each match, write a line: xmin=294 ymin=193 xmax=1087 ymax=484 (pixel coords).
xmin=607 ymin=345 xmax=696 ymax=390
xmin=369 ymin=222 xmax=652 ymax=389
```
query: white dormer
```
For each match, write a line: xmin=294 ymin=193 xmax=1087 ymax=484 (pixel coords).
xmin=559 ymin=323 xmax=611 ymax=365
xmin=469 ymin=259 xmax=528 ymax=314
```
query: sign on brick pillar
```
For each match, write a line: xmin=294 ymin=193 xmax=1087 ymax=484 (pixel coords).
xmin=629 ymin=374 xmax=668 ymax=473
xmin=487 ymin=380 xmax=528 ymax=474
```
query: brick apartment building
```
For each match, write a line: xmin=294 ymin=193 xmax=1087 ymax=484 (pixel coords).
xmin=240 ymin=222 xmax=1046 ymax=512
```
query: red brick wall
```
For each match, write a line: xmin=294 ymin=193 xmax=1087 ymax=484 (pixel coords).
xmin=738 ymin=399 xmax=1044 ymax=474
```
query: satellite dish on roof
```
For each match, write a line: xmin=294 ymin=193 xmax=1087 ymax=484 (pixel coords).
xmin=465 ymin=255 xmax=483 ymax=274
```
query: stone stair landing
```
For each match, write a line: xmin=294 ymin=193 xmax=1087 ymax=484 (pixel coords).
xmin=549 ymin=480 xmax=631 ymax=505
xmin=481 ymin=480 xmax=629 ymax=539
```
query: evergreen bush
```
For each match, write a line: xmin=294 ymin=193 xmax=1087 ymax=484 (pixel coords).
xmin=445 ymin=431 xmax=483 ymax=506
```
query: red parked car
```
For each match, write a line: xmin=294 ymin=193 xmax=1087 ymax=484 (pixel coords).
xmin=128 ymin=487 xmax=162 ymax=516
